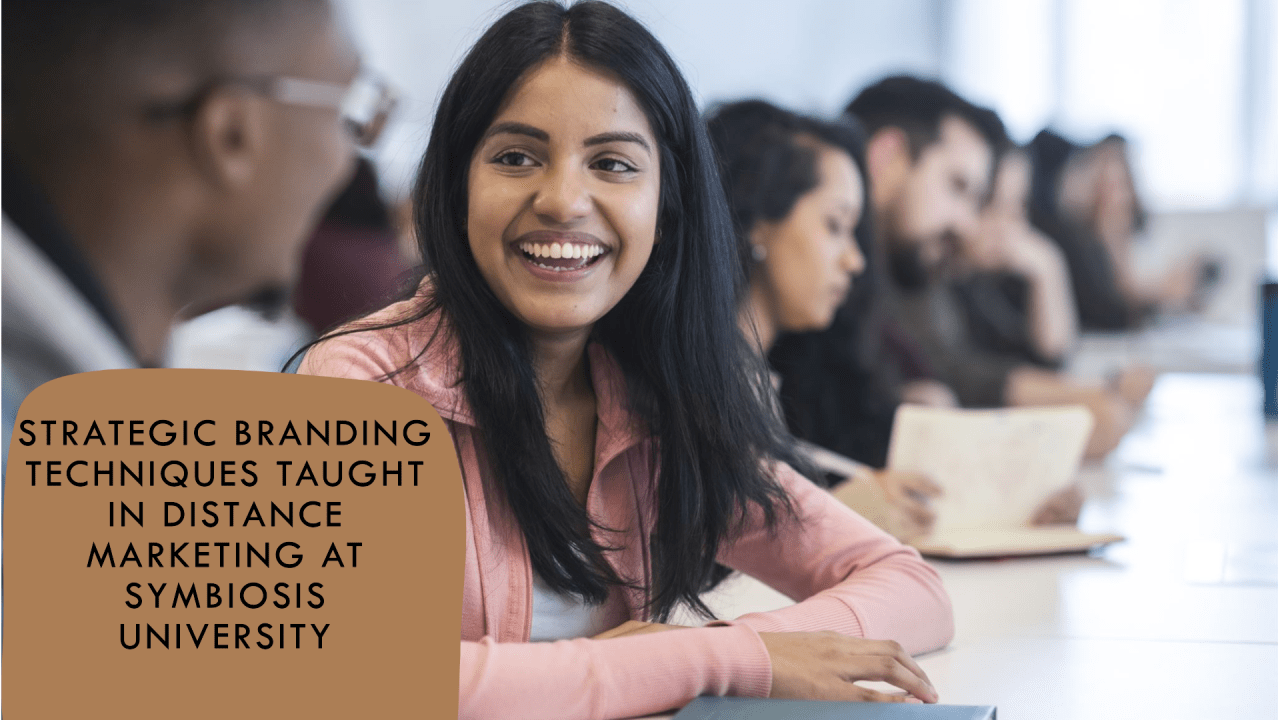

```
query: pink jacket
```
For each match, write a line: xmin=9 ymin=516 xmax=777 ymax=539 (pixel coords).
xmin=299 ymin=296 xmax=954 ymax=720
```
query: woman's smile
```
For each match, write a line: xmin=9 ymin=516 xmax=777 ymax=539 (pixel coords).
xmin=513 ymin=230 xmax=612 ymax=281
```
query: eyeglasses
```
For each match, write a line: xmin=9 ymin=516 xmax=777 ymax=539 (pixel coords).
xmin=146 ymin=70 xmax=398 ymax=148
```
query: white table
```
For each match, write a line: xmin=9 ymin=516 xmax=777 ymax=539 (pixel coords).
xmin=1067 ymin=317 xmax=1259 ymax=379
xmin=662 ymin=372 xmax=1278 ymax=719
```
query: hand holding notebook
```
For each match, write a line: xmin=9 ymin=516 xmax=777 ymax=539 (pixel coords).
xmin=885 ymin=405 xmax=1123 ymax=557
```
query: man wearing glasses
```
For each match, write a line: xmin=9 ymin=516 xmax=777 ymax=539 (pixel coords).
xmin=1 ymin=0 xmax=395 ymax=455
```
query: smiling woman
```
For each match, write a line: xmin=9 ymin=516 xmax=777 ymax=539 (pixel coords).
xmin=296 ymin=2 xmax=953 ymax=718
xmin=465 ymin=59 xmax=661 ymax=338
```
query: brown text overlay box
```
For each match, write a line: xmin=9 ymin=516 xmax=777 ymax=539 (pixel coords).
xmin=5 ymin=369 xmax=463 ymax=718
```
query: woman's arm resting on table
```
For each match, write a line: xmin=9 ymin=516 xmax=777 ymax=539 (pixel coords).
xmin=459 ymin=626 xmax=770 ymax=720
xmin=717 ymin=463 xmax=954 ymax=655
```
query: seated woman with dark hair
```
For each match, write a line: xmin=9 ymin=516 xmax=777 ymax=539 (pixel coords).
xmin=297 ymin=3 xmax=952 ymax=718
xmin=1028 ymin=129 xmax=1209 ymax=331
xmin=758 ymin=117 xmax=1092 ymax=531
xmin=706 ymin=99 xmax=943 ymax=543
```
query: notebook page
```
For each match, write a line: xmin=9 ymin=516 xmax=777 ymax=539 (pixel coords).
xmin=887 ymin=405 xmax=1093 ymax=531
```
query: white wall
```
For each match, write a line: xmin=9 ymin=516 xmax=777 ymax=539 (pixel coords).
xmin=1058 ymin=0 xmax=1247 ymax=210
xmin=337 ymin=0 xmax=945 ymax=196
xmin=342 ymin=0 xmax=1274 ymax=212
xmin=943 ymin=0 xmax=1056 ymax=143
xmin=945 ymin=0 xmax=1276 ymax=212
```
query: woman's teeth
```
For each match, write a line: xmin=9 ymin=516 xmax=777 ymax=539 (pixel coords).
xmin=517 ymin=241 xmax=607 ymax=272
xmin=518 ymin=241 xmax=606 ymax=260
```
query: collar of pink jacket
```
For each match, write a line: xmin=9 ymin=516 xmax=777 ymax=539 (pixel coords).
xmin=367 ymin=297 xmax=654 ymax=642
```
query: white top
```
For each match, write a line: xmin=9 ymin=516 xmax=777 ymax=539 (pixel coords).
xmin=528 ymin=573 xmax=612 ymax=642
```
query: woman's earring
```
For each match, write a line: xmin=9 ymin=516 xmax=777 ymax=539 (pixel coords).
xmin=751 ymin=243 xmax=768 ymax=262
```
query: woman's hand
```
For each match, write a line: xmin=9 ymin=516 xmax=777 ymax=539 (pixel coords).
xmin=831 ymin=469 xmax=939 ymax=543
xmin=1111 ymin=364 xmax=1157 ymax=407
xmin=1083 ymin=391 xmax=1137 ymax=459
xmin=590 ymin=620 xmax=689 ymax=640
xmin=1030 ymin=483 xmax=1085 ymax=526
xmin=759 ymin=632 xmax=938 ymax=704
xmin=872 ymin=469 xmax=942 ymax=536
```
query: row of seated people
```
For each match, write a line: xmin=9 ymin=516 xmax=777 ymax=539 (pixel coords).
xmin=297 ymin=74 xmax=1205 ymax=543
xmin=720 ymin=78 xmax=1212 ymax=542
xmin=4 ymin=1 xmax=1211 ymax=716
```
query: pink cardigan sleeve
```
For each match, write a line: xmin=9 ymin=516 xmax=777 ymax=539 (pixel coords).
xmin=716 ymin=464 xmax=954 ymax=655
xmin=459 ymin=626 xmax=771 ymax=719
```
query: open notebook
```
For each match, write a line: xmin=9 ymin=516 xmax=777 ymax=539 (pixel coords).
xmin=886 ymin=405 xmax=1123 ymax=558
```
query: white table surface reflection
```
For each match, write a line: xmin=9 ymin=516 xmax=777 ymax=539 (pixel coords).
xmin=652 ymin=373 xmax=1278 ymax=719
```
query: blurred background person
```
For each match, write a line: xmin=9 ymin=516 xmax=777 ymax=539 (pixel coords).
xmin=1027 ymin=130 xmax=1215 ymax=331
xmin=846 ymin=75 xmax=1137 ymax=459
xmin=953 ymin=147 xmax=1079 ymax=368
xmin=961 ymin=146 xmax=1157 ymax=406
xmin=1 ymin=0 xmax=391 ymax=453
xmin=166 ymin=160 xmax=413 ymax=374
xmin=292 ymin=157 xmax=414 ymax=336
xmin=708 ymin=98 xmax=942 ymax=542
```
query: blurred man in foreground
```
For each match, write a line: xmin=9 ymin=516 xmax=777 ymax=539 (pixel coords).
xmin=2 ymin=0 xmax=390 ymax=454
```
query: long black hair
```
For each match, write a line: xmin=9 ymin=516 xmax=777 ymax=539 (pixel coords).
xmin=299 ymin=1 xmax=802 ymax=621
